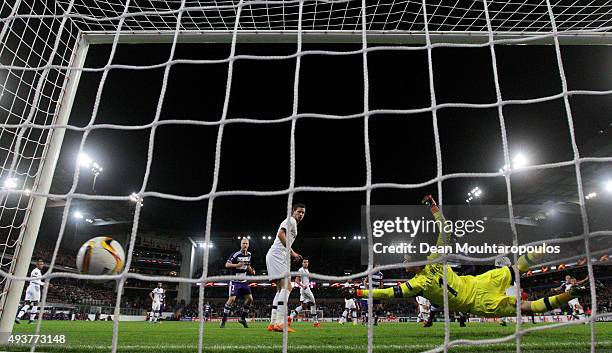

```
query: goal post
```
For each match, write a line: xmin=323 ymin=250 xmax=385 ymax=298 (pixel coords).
xmin=0 ymin=34 xmax=89 ymax=341
xmin=82 ymin=30 xmax=612 ymax=45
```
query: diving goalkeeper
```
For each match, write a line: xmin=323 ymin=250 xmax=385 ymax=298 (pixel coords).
xmin=354 ymin=195 xmax=594 ymax=317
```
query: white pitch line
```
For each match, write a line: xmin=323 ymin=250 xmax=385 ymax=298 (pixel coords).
xmin=21 ymin=340 xmax=611 ymax=351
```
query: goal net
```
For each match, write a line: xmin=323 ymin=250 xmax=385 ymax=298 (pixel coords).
xmin=0 ymin=0 xmax=611 ymax=352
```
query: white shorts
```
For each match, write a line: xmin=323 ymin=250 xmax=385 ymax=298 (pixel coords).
xmin=418 ymin=311 xmax=429 ymax=320
xmin=300 ymin=288 xmax=315 ymax=304
xmin=568 ymin=298 xmax=580 ymax=309
xmin=152 ymin=301 xmax=161 ymax=311
xmin=345 ymin=299 xmax=356 ymax=310
xmin=25 ymin=285 xmax=40 ymax=302
xmin=418 ymin=305 xmax=430 ymax=315
xmin=266 ymin=249 xmax=289 ymax=280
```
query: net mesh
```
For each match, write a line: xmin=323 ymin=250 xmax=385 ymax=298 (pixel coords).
xmin=53 ymin=0 xmax=612 ymax=32
xmin=0 ymin=0 xmax=78 ymax=302
xmin=0 ymin=0 xmax=611 ymax=352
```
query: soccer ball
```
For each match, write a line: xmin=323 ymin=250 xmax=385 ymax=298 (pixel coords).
xmin=76 ymin=236 xmax=125 ymax=275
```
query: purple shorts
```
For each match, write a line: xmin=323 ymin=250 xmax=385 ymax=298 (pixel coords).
xmin=229 ymin=281 xmax=252 ymax=297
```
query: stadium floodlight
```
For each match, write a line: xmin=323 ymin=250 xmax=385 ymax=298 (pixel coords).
xmin=0 ymin=179 xmax=23 ymax=206
xmin=92 ymin=162 xmax=103 ymax=173
xmin=466 ymin=187 xmax=483 ymax=203
xmin=73 ymin=211 xmax=84 ymax=220
xmin=247 ymin=236 xmax=251 ymax=240
xmin=78 ymin=153 xmax=102 ymax=191
xmin=2 ymin=178 xmax=17 ymax=190
xmin=605 ymin=180 xmax=612 ymax=193
xmin=332 ymin=236 xmax=336 ymax=239
xmin=513 ymin=153 xmax=528 ymax=169
xmin=85 ymin=218 xmax=94 ymax=224
xmin=545 ymin=208 xmax=557 ymax=216
xmin=77 ymin=153 xmax=92 ymax=168
xmin=129 ymin=192 xmax=144 ymax=206
xmin=499 ymin=153 xmax=530 ymax=173
xmin=585 ymin=192 xmax=597 ymax=200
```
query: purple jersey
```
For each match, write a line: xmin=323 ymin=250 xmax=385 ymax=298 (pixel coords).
xmin=227 ymin=250 xmax=252 ymax=283
xmin=364 ymin=271 xmax=384 ymax=288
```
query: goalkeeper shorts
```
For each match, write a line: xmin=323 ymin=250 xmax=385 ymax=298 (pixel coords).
xmin=472 ymin=266 xmax=517 ymax=317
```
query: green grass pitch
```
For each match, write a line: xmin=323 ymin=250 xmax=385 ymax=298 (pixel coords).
xmin=3 ymin=321 xmax=612 ymax=352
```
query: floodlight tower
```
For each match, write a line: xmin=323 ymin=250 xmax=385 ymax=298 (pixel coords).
xmin=78 ymin=153 xmax=103 ymax=192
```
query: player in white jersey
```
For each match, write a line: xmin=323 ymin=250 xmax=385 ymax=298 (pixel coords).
xmin=554 ymin=275 xmax=588 ymax=320
xmin=15 ymin=259 xmax=46 ymax=324
xmin=340 ymin=285 xmax=359 ymax=325
xmin=416 ymin=296 xmax=431 ymax=324
xmin=290 ymin=259 xmax=320 ymax=327
xmin=204 ymin=302 xmax=212 ymax=322
xmin=266 ymin=203 xmax=305 ymax=332
xmin=149 ymin=282 xmax=165 ymax=323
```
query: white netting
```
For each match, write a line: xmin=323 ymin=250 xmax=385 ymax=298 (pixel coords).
xmin=51 ymin=0 xmax=612 ymax=32
xmin=0 ymin=0 xmax=611 ymax=352
xmin=0 ymin=0 xmax=79 ymax=303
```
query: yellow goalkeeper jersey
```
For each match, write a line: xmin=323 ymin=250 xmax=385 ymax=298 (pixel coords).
xmin=403 ymin=264 xmax=477 ymax=313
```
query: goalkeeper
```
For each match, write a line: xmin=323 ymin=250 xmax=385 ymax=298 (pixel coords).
xmin=355 ymin=195 xmax=594 ymax=317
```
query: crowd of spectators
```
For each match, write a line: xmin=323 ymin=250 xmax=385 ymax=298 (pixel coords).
xmin=135 ymin=237 xmax=180 ymax=251
xmin=45 ymin=279 xmax=117 ymax=306
xmin=32 ymin=243 xmax=76 ymax=268
xmin=30 ymin=235 xmax=181 ymax=269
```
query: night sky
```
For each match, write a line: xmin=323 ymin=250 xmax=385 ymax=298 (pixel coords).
xmin=44 ymin=42 xmax=611 ymax=240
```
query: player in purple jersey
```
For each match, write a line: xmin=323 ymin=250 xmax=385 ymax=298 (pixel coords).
xmin=220 ymin=237 xmax=255 ymax=328
xmin=553 ymin=275 xmax=589 ymax=320
xmin=362 ymin=265 xmax=385 ymax=325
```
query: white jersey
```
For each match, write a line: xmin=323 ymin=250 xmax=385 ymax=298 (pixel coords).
xmin=152 ymin=287 xmax=165 ymax=303
xmin=416 ymin=296 xmax=431 ymax=321
xmin=298 ymin=267 xmax=310 ymax=288
xmin=344 ymin=298 xmax=357 ymax=310
xmin=563 ymin=282 xmax=573 ymax=292
xmin=270 ymin=217 xmax=298 ymax=253
xmin=416 ymin=296 xmax=430 ymax=308
xmin=29 ymin=268 xmax=43 ymax=287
